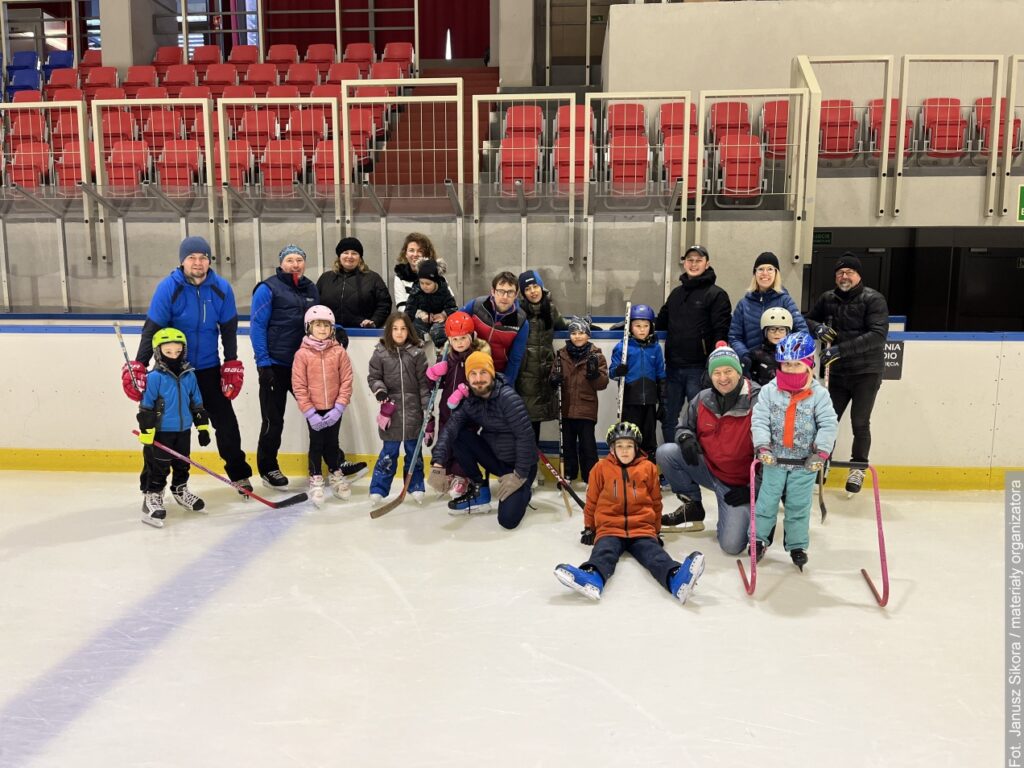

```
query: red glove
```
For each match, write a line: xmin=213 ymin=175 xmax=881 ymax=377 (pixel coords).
xmin=221 ymin=360 xmax=244 ymax=400
xmin=121 ymin=361 xmax=147 ymax=402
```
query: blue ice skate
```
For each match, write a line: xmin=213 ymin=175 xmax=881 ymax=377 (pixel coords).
xmin=554 ymin=564 xmax=604 ymax=601
xmin=669 ymin=551 xmax=705 ymax=605
xmin=447 ymin=482 xmax=492 ymax=515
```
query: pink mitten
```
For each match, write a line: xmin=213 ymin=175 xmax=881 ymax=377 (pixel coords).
xmin=426 ymin=359 xmax=449 ymax=382
xmin=377 ymin=399 xmax=397 ymax=430
xmin=447 ymin=383 xmax=469 ymax=410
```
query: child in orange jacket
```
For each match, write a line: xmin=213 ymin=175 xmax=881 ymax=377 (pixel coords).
xmin=554 ymin=422 xmax=705 ymax=604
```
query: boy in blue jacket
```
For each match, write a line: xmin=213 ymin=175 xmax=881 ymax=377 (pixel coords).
xmin=137 ymin=328 xmax=212 ymax=528
xmin=610 ymin=304 xmax=667 ymax=459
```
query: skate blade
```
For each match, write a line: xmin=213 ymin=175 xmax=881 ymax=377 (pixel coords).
xmin=554 ymin=567 xmax=601 ymax=601
xmin=447 ymin=503 xmax=493 ymax=517
xmin=342 ymin=467 xmax=369 ymax=482
xmin=664 ymin=521 xmax=705 ymax=533
xmin=141 ymin=515 xmax=165 ymax=528
xmin=674 ymin=554 xmax=706 ymax=604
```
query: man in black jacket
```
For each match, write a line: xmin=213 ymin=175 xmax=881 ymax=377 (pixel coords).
xmin=655 ymin=245 xmax=732 ymax=443
xmin=805 ymin=253 xmax=889 ymax=493
xmin=427 ymin=351 xmax=538 ymax=529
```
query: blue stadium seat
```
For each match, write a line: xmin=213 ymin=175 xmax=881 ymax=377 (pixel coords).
xmin=6 ymin=69 xmax=41 ymax=100
xmin=9 ymin=51 xmax=39 ymax=74
xmin=43 ymin=50 xmax=75 ymax=79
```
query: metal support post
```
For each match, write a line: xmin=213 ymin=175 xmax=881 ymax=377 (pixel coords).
xmin=362 ymin=182 xmax=388 ymax=275
xmin=12 ymin=184 xmax=71 ymax=310
xmin=445 ymin=179 xmax=464 ymax=297
xmin=0 ymin=217 xmax=10 ymax=311
xmin=145 ymin=181 xmax=190 ymax=240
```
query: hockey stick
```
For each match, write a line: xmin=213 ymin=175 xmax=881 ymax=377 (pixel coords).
xmin=552 ymin=354 xmax=572 ymax=517
xmin=370 ymin=341 xmax=450 ymax=519
xmin=113 ymin=321 xmax=144 ymax=396
xmin=537 ymin=448 xmax=585 ymax=509
xmin=131 ymin=430 xmax=308 ymax=509
xmin=616 ymin=301 xmax=632 ymax=421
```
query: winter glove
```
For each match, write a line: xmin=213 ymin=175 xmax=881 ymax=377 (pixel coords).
xmin=425 ymin=359 xmax=449 ymax=382
xmin=220 ymin=360 xmax=244 ymax=400
xmin=121 ymin=361 xmax=148 ymax=401
xmin=427 ymin=464 xmax=448 ymax=494
xmin=257 ymin=366 xmax=275 ymax=390
xmin=821 ymin=345 xmax=841 ymax=367
xmin=138 ymin=428 xmax=156 ymax=445
xmin=678 ymin=434 xmax=702 ymax=466
xmin=804 ymin=450 xmax=830 ymax=473
xmin=447 ymin=383 xmax=469 ymax=410
xmin=723 ymin=485 xmax=750 ymax=507
xmin=656 ymin=403 xmax=666 ymax=422
xmin=496 ymin=472 xmax=527 ymax=502
xmin=196 ymin=425 xmax=212 ymax=446
xmin=549 ymin=370 xmax=564 ymax=389
xmin=756 ymin=446 xmax=776 ymax=466
xmin=376 ymin=399 xmax=397 ymax=431
xmin=585 ymin=355 xmax=600 ymax=380
xmin=303 ymin=407 xmax=326 ymax=431
xmin=813 ymin=324 xmax=838 ymax=344
xmin=423 ymin=417 xmax=436 ymax=448
xmin=136 ymin=408 xmax=158 ymax=444
xmin=374 ymin=389 xmax=389 ymax=403
xmin=322 ymin=403 xmax=345 ymax=428
xmin=415 ymin=309 xmax=429 ymax=322
xmin=580 ymin=527 xmax=595 ymax=546
xmin=613 ymin=363 xmax=628 ymax=378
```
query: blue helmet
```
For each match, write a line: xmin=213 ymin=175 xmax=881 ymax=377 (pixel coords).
xmin=775 ymin=331 xmax=816 ymax=362
xmin=629 ymin=304 xmax=656 ymax=322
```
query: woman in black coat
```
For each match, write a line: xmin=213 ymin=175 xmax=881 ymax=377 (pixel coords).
xmin=316 ymin=237 xmax=393 ymax=331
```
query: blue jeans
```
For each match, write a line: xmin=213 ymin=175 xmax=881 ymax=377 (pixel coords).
xmin=661 ymin=366 xmax=705 ymax=443
xmin=755 ymin=465 xmax=816 ymax=551
xmin=655 ymin=442 xmax=751 ymax=555
xmin=370 ymin=439 xmax=424 ymax=496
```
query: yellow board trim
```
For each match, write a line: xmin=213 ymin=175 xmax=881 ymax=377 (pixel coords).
xmin=0 ymin=449 xmax=1020 ymax=491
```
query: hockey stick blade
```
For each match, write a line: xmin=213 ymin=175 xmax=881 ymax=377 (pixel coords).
xmin=370 ymin=489 xmax=407 ymax=519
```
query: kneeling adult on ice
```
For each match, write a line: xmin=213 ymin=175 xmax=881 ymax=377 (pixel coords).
xmin=428 ymin=351 xmax=538 ymax=528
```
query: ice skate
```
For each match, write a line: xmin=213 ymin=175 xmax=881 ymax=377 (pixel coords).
xmin=790 ymin=548 xmax=808 ymax=572
xmin=235 ymin=478 xmax=253 ymax=499
xmin=309 ymin=475 xmax=326 ymax=508
xmin=141 ymin=492 xmax=166 ymax=528
xmin=411 ymin=491 xmax=425 ymax=504
xmin=369 ymin=493 xmax=385 ymax=508
xmin=339 ymin=460 xmax=368 ymax=482
xmin=661 ymin=495 xmax=705 ymax=532
xmin=554 ymin=564 xmax=604 ymax=601
xmin=845 ymin=468 xmax=865 ymax=496
xmin=669 ymin=551 xmax=706 ymax=605
xmin=447 ymin=482 xmax=492 ymax=516
xmin=260 ymin=469 xmax=289 ymax=489
xmin=749 ymin=540 xmax=767 ymax=563
xmin=171 ymin=484 xmax=206 ymax=512
xmin=328 ymin=469 xmax=351 ymax=500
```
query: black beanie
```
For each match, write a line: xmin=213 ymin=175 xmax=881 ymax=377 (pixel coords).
xmin=416 ymin=259 xmax=440 ymax=284
xmin=835 ymin=253 xmax=862 ymax=275
xmin=753 ymin=251 xmax=780 ymax=272
xmin=335 ymin=237 xmax=364 ymax=258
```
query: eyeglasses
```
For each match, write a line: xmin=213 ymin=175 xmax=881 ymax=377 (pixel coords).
xmin=764 ymin=326 xmax=789 ymax=334
xmin=493 ymin=288 xmax=517 ymax=297
xmin=836 ymin=269 xmax=857 ymax=278
xmin=754 ymin=266 xmax=777 ymax=274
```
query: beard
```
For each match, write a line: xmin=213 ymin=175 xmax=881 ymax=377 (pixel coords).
xmin=470 ymin=380 xmax=494 ymax=398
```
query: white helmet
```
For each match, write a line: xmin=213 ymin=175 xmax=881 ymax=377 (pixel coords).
xmin=760 ymin=307 xmax=793 ymax=331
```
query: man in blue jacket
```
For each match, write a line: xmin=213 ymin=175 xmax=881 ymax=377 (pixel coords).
xmin=124 ymin=236 xmax=253 ymax=493
xmin=427 ymin=351 xmax=538 ymax=529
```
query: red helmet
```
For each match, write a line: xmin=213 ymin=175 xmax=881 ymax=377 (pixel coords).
xmin=444 ymin=311 xmax=474 ymax=338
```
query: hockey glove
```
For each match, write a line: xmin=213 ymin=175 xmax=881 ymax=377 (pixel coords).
xmin=447 ymin=383 xmax=469 ymax=410
xmin=723 ymin=485 xmax=750 ymax=507
xmin=121 ymin=361 xmax=148 ymax=401
xmin=220 ymin=360 xmax=244 ymax=399
xmin=585 ymin=355 xmax=600 ymax=380
xmin=580 ymin=527 xmax=596 ymax=546
xmin=496 ymin=472 xmax=526 ymax=502
xmin=427 ymin=464 xmax=448 ymax=494
xmin=813 ymin=324 xmax=838 ymax=344
xmin=425 ymin=359 xmax=449 ymax=382
xmin=804 ymin=450 xmax=830 ymax=473
xmin=756 ymin=446 xmax=776 ymax=466
xmin=821 ymin=345 xmax=841 ymax=367
xmin=137 ymin=428 xmax=156 ymax=445
xmin=613 ymin=363 xmax=628 ymax=378
xmin=679 ymin=434 xmax=702 ymax=466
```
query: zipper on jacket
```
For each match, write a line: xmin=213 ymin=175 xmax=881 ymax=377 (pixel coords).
xmin=619 ymin=466 xmax=630 ymax=534
xmin=399 ymin=346 xmax=407 ymax=441
xmin=320 ymin=349 xmax=328 ymax=410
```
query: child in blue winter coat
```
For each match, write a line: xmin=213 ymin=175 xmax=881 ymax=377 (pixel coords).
xmin=610 ymin=303 xmax=666 ymax=458
xmin=751 ymin=331 xmax=838 ymax=569
xmin=136 ymin=327 xmax=212 ymax=528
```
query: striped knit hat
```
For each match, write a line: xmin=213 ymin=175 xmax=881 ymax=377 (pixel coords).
xmin=707 ymin=341 xmax=742 ymax=376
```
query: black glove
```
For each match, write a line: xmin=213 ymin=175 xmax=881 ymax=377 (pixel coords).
xmin=813 ymin=324 xmax=837 ymax=344
xmin=197 ymin=429 xmax=212 ymax=447
xmin=679 ymin=434 xmax=702 ymax=466
xmin=580 ymin=527 xmax=595 ymax=546
xmin=257 ymin=366 xmax=275 ymax=389
xmin=613 ymin=363 xmax=627 ymax=378
xmin=585 ymin=355 xmax=600 ymax=380
xmin=821 ymin=345 xmax=841 ymax=367
xmin=723 ymin=485 xmax=750 ymax=506
xmin=549 ymin=372 xmax=563 ymax=389
xmin=656 ymin=403 xmax=666 ymax=421
xmin=375 ymin=389 xmax=389 ymax=402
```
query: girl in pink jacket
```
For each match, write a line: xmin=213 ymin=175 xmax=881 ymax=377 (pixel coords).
xmin=292 ymin=305 xmax=354 ymax=507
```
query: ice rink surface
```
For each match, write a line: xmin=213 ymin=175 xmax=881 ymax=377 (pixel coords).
xmin=0 ymin=471 xmax=1003 ymax=768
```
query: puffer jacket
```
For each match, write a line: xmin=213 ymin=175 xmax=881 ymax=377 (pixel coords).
xmin=367 ymin=342 xmax=430 ymax=441
xmin=516 ymin=292 xmax=568 ymax=422
xmin=678 ymin=378 xmax=760 ymax=487
xmin=584 ymin=452 xmax=663 ymax=542
xmin=555 ymin=342 xmax=608 ymax=421
xmin=751 ymin=378 xmax=838 ymax=466
xmin=463 ymin=295 xmax=529 ymax=383
xmin=291 ymin=336 xmax=354 ymax=412
xmin=432 ymin=376 xmax=535 ymax=480
xmin=609 ymin=335 xmax=666 ymax=406
xmin=315 ymin=267 xmax=392 ymax=329
xmin=804 ymin=283 xmax=889 ymax=377
xmin=251 ymin=269 xmax=319 ymax=367
xmin=393 ymin=256 xmax=453 ymax=311
xmin=437 ymin=339 xmax=491 ymax=428
xmin=656 ymin=267 xmax=732 ymax=368
xmin=728 ymin=288 xmax=808 ymax=363
xmin=140 ymin=360 xmax=204 ymax=432
xmin=404 ymin=273 xmax=459 ymax=321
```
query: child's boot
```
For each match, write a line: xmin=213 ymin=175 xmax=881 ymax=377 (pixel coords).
xmin=141 ymin=492 xmax=166 ymax=528
xmin=328 ymin=469 xmax=351 ymax=500
xmin=554 ymin=564 xmax=604 ymax=601
xmin=790 ymin=548 xmax=808 ymax=571
xmin=668 ymin=551 xmax=706 ymax=604
xmin=171 ymin=484 xmax=206 ymax=512
xmin=309 ymin=475 xmax=326 ymax=508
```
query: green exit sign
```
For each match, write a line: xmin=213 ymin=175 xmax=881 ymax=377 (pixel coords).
xmin=813 ymin=231 xmax=832 ymax=246
xmin=591 ymin=15 xmax=604 ymax=23
xmin=1018 ymin=185 xmax=1024 ymax=223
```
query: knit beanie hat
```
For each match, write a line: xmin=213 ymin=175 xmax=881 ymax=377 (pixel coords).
xmin=465 ymin=351 xmax=496 ymax=378
xmin=835 ymin=252 xmax=862 ymax=275
xmin=707 ymin=340 xmax=743 ymax=376
xmin=518 ymin=270 xmax=544 ymax=293
xmin=179 ymin=235 xmax=211 ymax=263
xmin=335 ymin=237 xmax=363 ymax=257
xmin=752 ymin=251 xmax=780 ymax=272
xmin=279 ymin=244 xmax=306 ymax=263
xmin=566 ymin=316 xmax=591 ymax=336
xmin=417 ymin=259 xmax=440 ymax=285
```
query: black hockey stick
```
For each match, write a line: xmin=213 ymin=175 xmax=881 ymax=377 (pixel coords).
xmin=552 ymin=355 xmax=572 ymax=517
xmin=537 ymin=448 xmax=585 ymax=509
xmin=132 ymin=430 xmax=307 ymax=509
xmin=371 ymin=342 xmax=450 ymax=519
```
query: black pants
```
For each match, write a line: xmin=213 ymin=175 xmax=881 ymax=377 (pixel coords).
xmin=828 ymin=373 xmax=882 ymax=462
xmin=194 ymin=366 xmax=252 ymax=482
xmin=307 ymin=412 xmax=343 ymax=476
xmin=531 ymin=420 xmax=542 ymax=445
xmin=451 ymin=427 xmax=538 ymax=530
xmin=621 ymin=403 xmax=658 ymax=457
xmin=582 ymin=536 xmax=680 ymax=591
xmin=139 ymin=430 xmax=191 ymax=493
xmin=562 ymin=417 xmax=598 ymax=482
xmin=257 ymin=364 xmax=294 ymax=476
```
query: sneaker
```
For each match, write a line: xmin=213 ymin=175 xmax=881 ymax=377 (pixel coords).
xmin=261 ymin=470 xmax=289 ymax=488
xmin=170 ymin=484 xmax=206 ymax=512
xmin=669 ymin=551 xmax=706 ymax=605
xmin=790 ymin=548 xmax=808 ymax=571
xmin=328 ymin=469 xmax=351 ymax=500
xmin=309 ymin=475 xmax=326 ymax=508
xmin=749 ymin=540 xmax=767 ymax=563
xmin=369 ymin=493 xmax=384 ymax=507
xmin=411 ymin=490 xmax=425 ymax=504
xmin=845 ymin=468 xmax=865 ymax=494
xmin=447 ymin=482 xmax=492 ymax=515
xmin=554 ymin=564 xmax=604 ymax=601
xmin=661 ymin=495 xmax=705 ymax=531
xmin=235 ymin=478 xmax=253 ymax=499
xmin=447 ymin=475 xmax=470 ymax=499
xmin=339 ymin=460 xmax=368 ymax=482
xmin=141 ymin=492 xmax=166 ymax=528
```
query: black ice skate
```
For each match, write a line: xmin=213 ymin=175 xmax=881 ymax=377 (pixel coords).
xmin=790 ymin=548 xmax=808 ymax=572
xmin=171 ymin=484 xmax=206 ymax=512
xmin=661 ymin=495 xmax=705 ymax=532
xmin=141 ymin=492 xmax=167 ymax=528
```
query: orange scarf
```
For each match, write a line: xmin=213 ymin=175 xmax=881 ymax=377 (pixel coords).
xmin=783 ymin=388 xmax=814 ymax=448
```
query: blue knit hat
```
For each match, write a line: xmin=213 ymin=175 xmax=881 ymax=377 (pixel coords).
xmin=518 ymin=270 xmax=544 ymax=293
xmin=566 ymin=316 xmax=591 ymax=336
xmin=278 ymin=244 xmax=306 ymax=263
xmin=179 ymin=236 xmax=211 ymax=263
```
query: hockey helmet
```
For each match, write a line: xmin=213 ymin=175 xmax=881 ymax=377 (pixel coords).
xmin=760 ymin=306 xmax=794 ymax=331
xmin=153 ymin=327 xmax=187 ymax=360
xmin=606 ymin=421 xmax=643 ymax=447
xmin=629 ymin=304 xmax=656 ymax=323
xmin=444 ymin=310 xmax=475 ymax=339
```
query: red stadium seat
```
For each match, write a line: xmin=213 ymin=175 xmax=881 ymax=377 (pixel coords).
xmin=101 ymin=111 xmax=138 ymax=151
xmin=343 ymin=43 xmax=376 ymax=77
xmin=191 ymin=45 xmax=222 ymax=79
xmin=504 ymin=105 xmax=544 ymax=140
xmin=286 ymin=63 xmax=319 ymax=96
xmin=162 ymin=65 xmax=197 ymax=97
xmin=12 ymin=90 xmax=42 ymax=103
xmin=175 ymin=86 xmax=213 ymax=137
xmin=244 ymin=63 xmax=278 ymax=97
xmin=709 ymin=101 xmax=751 ymax=142
xmin=382 ymin=42 xmax=414 ymax=77
xmin=202 ymin=63 xmax=237 ymax=99
xmin=48 ymin=87 xmax=84 ymax=104
xmin=354 ymin=85 xmax=391 ymax=137
xmin=221 ymin=84 xmax=257 ymax=132
xmin=819 ymin=99 xmax=859 ymax=161
xmin=141 ymin=109 xmax=183 ymax=153
xmin=555 ymin=104 xmax=593 ymax=137
xmin=105 ymin=140 xmax=150 ymax=188
xmin=606 ymin=103 xmax=645 ymax=140
xmin=347 ymin=108 xmax=375 ymax=167
xmin=310 ymin=83 xmax=343 ymax=103
xmin=921 ymin=97 xmax=967 ymax=160
xmin=716 ymin=133 xmax=763 ymax=204
xmin=369 ymin=61 xmax=402 ymax=82
xmin=662 ymin=132 xmax=702 ymax=198
xmin=9 ymin=113 xmax=47 ymax=150
xmin=93 ymin=86 xmax=126 ymax=101
xmin=867 ymin=99 xmax=913 ymax=159
xmin=552 ymin=133 xmax=592 ymax=187
xmin=131 ymin=87 xmax=170 ymax=124
xmin=260 ymin=139 xmax=306 ymax=189
xmin=236 ymin=110 xmax=279 ymax=153
xmin=151 ymin=46 xmax=183 ymax=82
xmin=313 ymin=139 xmax=340 ymax=188
xmin=6 ymin=141 xmax=51 ymax=187
xmin=305 ymin=44 xmax=336 ymax=78
xmin=761 ymin=100 xmax=789 ymax=160
xmin=325 ymin=62 xmax=361 ymax=85
xmin=974 ymin=97 xmax=1022 ymax=158
xmin=499 ymin=136 xmax=539 ymax=194
xmin=55 ymin=140 xmax=92 ymax=186
xmin=658 ymin=101 xmax=697 ymax=140
xmin=608 ymin=133 xmax=650 ymax=194
xmin=227 ymin=45 xmax=259 ymax=79
xmin=79 ymin=49 xmax=102 ymax=71
xmin=157 ymin=138 xmax=203 ymax=189
xmin=288 ymin=108 xmax=328 ymax=153
xmin=83 ymin=67 xmax=118 ymax=101
xmin=50 ymin=108 xmax=81 ymax=151
xmin=266 ymin=44 xmax=299 ymax=78
xmin=214 ymin=139 xmax=253 ymax=187
xmin=265 ymin=85 xmax=300 ymax=127
xmin=44 ymin=68 xmax=79 ymax=99
xmin=123 ymin=66 xmax=158 ymax=98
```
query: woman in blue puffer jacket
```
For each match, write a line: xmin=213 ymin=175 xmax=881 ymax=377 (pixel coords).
xmin=728 ymin=251 xmax=808 ymax=367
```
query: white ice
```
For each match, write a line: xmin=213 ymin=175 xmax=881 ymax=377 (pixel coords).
xmin=0 ymin=471 xmax=1003 ymax=767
